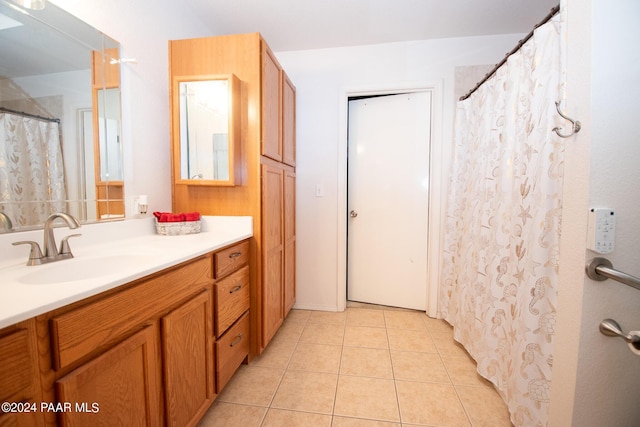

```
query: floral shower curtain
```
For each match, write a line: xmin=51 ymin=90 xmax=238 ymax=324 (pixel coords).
xmin=0 ymin=112 xmax=66 ymax=227
xmin=439 ymin=10 xmax=565 ymax=427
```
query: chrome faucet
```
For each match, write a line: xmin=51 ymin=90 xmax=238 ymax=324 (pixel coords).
xmin=0 ymin=212 xmax=12 ymax=232
xmin=13 ymin=212 xmax=82 ymax=266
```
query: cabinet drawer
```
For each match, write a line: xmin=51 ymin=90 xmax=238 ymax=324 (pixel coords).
xmin=214 ymin=240 xmax=249 ymax=279
xmin=0 ymin=329 xmax=32 ymax=401
xmin=215 ymin=312 xmax=249 ymax=392
xmin=215 ymin=265 xmax=250 ymax=337
xmin=51 ymin=256 xmax=212 ymax=370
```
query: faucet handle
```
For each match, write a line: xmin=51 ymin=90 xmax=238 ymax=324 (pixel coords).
xmin=12 ymin=241 xmax=44 ymax=266
xmin=59 ymin=234 xmax=82 ymax=257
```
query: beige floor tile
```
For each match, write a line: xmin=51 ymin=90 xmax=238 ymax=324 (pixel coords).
xmin=274 ymin=320 xmax=305 ymax=342
xmin=431 ymin=331 xmax=470 ymax=356
xmin=288 ymin=342 xmax=342 ymax=374
xmin=300 ymin=322 xmax=345 ymax=345
xmin=396 ymin=380 xmax=470 ymax=426
xmin=442 ymin=353 xmax=492 ymax=387
xmin=346 ymin=308 xmax=386 ymax=328
xmin=216 ymin=365 xmax=282 ymax=406
xmin=262 ymin=408 xmax=332 ymax=427
xmin=332 ymin=416 xmax=401 ymax=427
xmin=424 ymin=317 xmax=454 ymax=334
xmin=456 ymin=385 xmax=513 ymax=427
xmin=271 ymin=371 xmax=338 ymax=414
xmin=343 ymin=326 xmax=389 ymax=349
xmin=383 ymin=310 xmax=428 ymax=330
xmin=390 ymin=350 xmax=450 ymax=383
xmin=251 ymin=337 xmax=297 ymax=371
xmin=197 ymin=402 xmax=266 ymax=427
xmin=203 ymin=307 xmax=511 ymax=427
xmin=334 ymin=376 xmax=400 ymax=422
xmin=387 ymin=328 xmax=436 ymax=353
xmin=308 ymin=310 xmax=347 ymax=325
xmin=340 ymin=347 xmax=393 ymax=378
xmin=285 ymin=309 xmax=312 ymax=324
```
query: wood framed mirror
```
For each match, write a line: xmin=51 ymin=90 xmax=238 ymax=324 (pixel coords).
xmin=171 ymin=74 xmax=241 ymax=186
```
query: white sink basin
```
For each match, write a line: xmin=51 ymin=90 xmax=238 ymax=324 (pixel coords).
xmin=18 ymin=254 xmax=158 ymax=284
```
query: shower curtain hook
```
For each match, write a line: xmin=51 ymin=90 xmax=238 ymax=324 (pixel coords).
xmin=552 ymin=100 xmax=581 ymax=138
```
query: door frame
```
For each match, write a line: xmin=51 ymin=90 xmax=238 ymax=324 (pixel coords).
xmin=337 ymin=82 xmax=445 ymax=317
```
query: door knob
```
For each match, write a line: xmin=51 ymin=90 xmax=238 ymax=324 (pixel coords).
xmin=350 ymin=210 xmax=358 ymax=218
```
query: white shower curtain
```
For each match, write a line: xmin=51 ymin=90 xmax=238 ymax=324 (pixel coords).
xmin=0 ymin=112 xmax=67 ymax=227
xmin=439 ymin=11 xmax=565 ymax=427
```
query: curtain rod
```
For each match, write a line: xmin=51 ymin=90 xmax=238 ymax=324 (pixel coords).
xmin=459 ymin=4 xmax=560 ymax=101
xmin=0 ymin=106 xmax=60 ymax=123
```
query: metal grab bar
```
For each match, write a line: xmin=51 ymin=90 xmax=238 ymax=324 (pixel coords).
xmin=586 ymin=257 xmax=640 ymax=291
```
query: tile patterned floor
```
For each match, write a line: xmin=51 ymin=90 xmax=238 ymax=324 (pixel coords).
xmin=198 ymin=306 xmax=513 ymax=427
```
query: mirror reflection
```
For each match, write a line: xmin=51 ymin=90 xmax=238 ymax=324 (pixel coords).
xmin=97 ymin=88 xmax=123 ymax=181
xmin=175 ymin=74 xmax=240 ymax=186
xmin=179 ymin=80 xmax=231 ymax=181
xmin=0 ymin=0 xmax=123 ymax=231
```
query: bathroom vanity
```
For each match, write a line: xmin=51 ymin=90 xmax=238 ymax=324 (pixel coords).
xmin=0 ymin=216 xmax=252 ymax=426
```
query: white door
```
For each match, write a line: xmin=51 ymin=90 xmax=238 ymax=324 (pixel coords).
xmin=347 ymin=92 xmax=431 ymax=310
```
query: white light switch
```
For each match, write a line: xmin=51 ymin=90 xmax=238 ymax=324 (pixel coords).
xmin=315 ymin=184 xmax=325 ymax=197
xmin=587 ymin=208 xmax=615 ymax=254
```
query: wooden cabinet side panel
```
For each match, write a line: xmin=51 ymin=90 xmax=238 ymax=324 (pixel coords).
xmin=55 ymin=325 xmax=162 ymax=427
xmin=162 ymin=291 xmax=213 ymax=427
xmin=282 ymin=73 xmax=296 ymax=167
xmin=284 ymin=170 xmax=296 ymax=316
xmin=261 ymin=42 xmax=282 ymax=162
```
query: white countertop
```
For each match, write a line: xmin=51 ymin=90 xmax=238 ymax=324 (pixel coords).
xmin=0 ymin=216 xmax=252 ymax=329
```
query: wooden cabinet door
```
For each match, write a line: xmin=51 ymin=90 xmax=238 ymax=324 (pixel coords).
xmin=56 ymin=325 xmax=162 ymax=426
xmin=261 ymin=42 xmax=282 ymax=162
xmin=0 ymin=320 xmax=43 ymax=427
xmin=282 ymin=73 xmax=296 ymax=167
xmin=162 ymin=291 xmax=213 ymax=427
xmin=261 ymin=162 xmax=284 ymax=345
xmin=283 ymin=169 xmax=296 ymax=316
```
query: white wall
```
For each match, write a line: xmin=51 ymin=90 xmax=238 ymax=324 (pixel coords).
xmin=276 ymin=34 xmax=523 ymax=312
xmin=578 ymin=0 xmax=640 ymax=419
xmin=550 ymin=1 xmax=640 ymax=425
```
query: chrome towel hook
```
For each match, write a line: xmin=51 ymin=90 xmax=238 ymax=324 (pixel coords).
xmin=552 ymin=100 xmax=581 ymax=138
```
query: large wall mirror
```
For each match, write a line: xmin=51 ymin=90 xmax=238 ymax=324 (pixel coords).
xmin=172 ymin=74 xmax=241 ymax=186
xmin=0 ymin=0 xmax=123 ymax=232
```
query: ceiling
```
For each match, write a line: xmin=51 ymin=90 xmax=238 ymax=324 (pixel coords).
xmin=0 ymin=0 xmax=559 ymax=79
xmin=184 ymin=0 xmax=560 ymax=52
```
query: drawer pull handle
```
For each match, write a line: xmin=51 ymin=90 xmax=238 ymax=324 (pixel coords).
xmin=230 ymin=333 xmax=243 ymax=347
xmin=229 ymin=252 xmax=242 ymax=259
xmin=229 ymin=285 xmax=242 ymax=294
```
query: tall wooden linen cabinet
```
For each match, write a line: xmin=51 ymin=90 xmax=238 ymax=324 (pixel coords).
xmin=169 ymin=33 xmax=296 ymax=356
